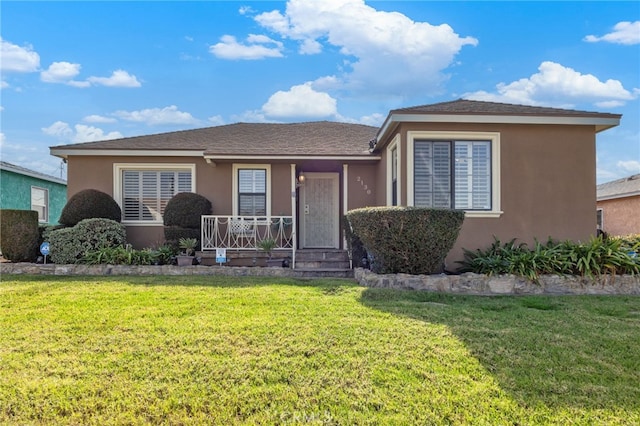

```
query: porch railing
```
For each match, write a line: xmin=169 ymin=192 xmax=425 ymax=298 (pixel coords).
xmin=201 ymin=215 xmax=294 ymax=251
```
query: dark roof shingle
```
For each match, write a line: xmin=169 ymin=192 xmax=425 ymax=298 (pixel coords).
xmin=50 ymin=121 xmax=377 ymax=157
xmin=391 ymin=99 xmax=622 ymax=119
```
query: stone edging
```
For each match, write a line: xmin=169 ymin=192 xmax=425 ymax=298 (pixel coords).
xmin=0 ymin=263 xmax=351 ymax=278
xmin=354 ymin=268 xmax=640 ymax=295
xmin=3 ymin=263 xmax=639 ymax=295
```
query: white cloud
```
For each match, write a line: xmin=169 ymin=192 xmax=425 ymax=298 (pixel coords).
xmin=208 ymin=115 xmax=225 ymax=126
xmin=113 ymin=105 xmax=199 ymax=126
xmin=262 ymin=83 xmax=337 ymax=118
xmin=618 ymin=160 xmax=640 ymax=174
xmin=584 ymin=21 xmax=640 ymax=45
xmin=42 ymin=121 xmax=74 ymax=139
xmin=358 ymin=113 xmax=385 ymax=127
xmin=72 ymin=124 xmax=122 ymax=143
xmin=40 ymin=61 xmax=91 ymax=87
xmin=87 ymin=69 xmax=141 ymax=88
xmin=41 ymin=121 xmax=122 ymax=143
xmin=464 ymin=61 xmax=639 ymax=107
xmin=209 ymin=34 xmax=284 ymax=60
xmin=83 ymin=114 xmax=117 ymax=124
xmin=252 ymin=0 xmax=478 ymax=96
xmin=0 ymin=37 xmax=40 ymax=72
xmin=1 ymin=80 xmax=8 ymax=89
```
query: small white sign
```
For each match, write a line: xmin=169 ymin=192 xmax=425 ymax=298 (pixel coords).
xmin=216 ymin=248 xmax=227 ymax=264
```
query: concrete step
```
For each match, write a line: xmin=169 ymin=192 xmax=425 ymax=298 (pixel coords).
xmin=290 ymin=268 xmax=354 ymax=279
xmin=295 ymin=249 xmax=350 ymax=269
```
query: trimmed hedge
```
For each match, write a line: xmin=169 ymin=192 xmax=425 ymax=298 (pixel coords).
xmin=346 ymin=207 xmax=465 ymax=275
xmin=59 ymin=189 xmax=122 ymax=226
xmin=48 ymin=218 xmax=126 ymax=264
xmin=163 ymin=193 xmax=211 ymax=251
xmin=0 ymin=209 xmax=40 ymax=262
xmin=163 ymin=193 xmax=212 ymax=228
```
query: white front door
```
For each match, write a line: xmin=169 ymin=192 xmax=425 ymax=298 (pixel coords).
xmin=300 ymin=173 xmax=339 ymax=248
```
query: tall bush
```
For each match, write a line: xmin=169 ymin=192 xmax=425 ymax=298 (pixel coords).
xmin=163 ymin=192 xmax=212 ymax=250
xmin=0 ymin=209 xmax=39 ymax=262
xmin=48 ymin=218 xmax=126 ymax=264
xmin=59 ymin=189 xmax=122 ymax=226
xmin=346 ymin=207 xmax=465 ymax=275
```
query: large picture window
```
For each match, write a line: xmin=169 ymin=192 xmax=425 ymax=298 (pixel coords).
xmin=408 ymin=131 xmax=501 ymax=217
xmin=114 ymin=164 xmax=195 ymax=223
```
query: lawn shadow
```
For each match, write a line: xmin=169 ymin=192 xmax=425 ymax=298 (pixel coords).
xmin=359 ymin=287 xmax=640 ymax=414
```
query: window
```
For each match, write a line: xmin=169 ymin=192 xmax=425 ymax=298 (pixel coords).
xmin=408 ymin=131 xmax=501 ymax=217
xmin=31 ymin=186 xmax=48 ymax=222
xmin=238 ymin=169 xmax=266 ymax=216
xmin=114 ymin=164 xmax=195 ymax=223
xmin=596 ymin=208 xmax=603 ymax=231
xmin=391 ymin=146 xmax=398 ymax=205
xmin=386 ymin=135 xmax=401 ymax=206
xmin=233 ymin=164 xmax=271 ymax=217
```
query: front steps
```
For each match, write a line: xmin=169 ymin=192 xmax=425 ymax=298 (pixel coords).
xmin=197 ymin=249 xmax=353 ymax=278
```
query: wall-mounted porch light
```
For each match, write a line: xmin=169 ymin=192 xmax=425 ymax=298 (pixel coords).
xmin=296 ymin=171 xmax=306 ymax=188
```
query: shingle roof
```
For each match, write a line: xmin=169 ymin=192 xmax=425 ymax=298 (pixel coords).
xmin=391 ymin=99 xmax=622 ymax=119
xmin=597 ymin=174 xmax=640 ymax=200
xmin=50 ymin=121 xmax=377 ymax=157
xmin=0 ymin=161 xmax=67 ymax=185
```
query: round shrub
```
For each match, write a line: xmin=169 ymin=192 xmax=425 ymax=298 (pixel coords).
xmin=163 ymin=192 xmax=212 ymax=228
xmin=346 ymin=207 xmax=465 ymax=275
xmin=48 ymin=218 xmax=126 ymax=264
xmin=0 ymin=209 xmax=39 ymax=262
xmin=59 ymin=189 xmax=122 ymax=226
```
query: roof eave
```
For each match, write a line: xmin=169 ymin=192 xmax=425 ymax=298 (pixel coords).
xmin=203 ymin=154 xmax=381 ymax=162
xmin=49 ymin=149 xmax=205 ymax=159
xmin=597 ymin=191 xmax=640 ymax=201
xmin=375 ymin=113 xmax=621 ymax=147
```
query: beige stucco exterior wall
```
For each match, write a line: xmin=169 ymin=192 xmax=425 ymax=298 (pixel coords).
xmin=376 ymin=122 xmax=598 ymax=267
xmin=67 ymin=155 xmax=379 ymax=249
xmin=597 ymin=196 xmax=640 ymax=236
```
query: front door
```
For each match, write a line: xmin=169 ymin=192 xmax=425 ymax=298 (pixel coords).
xmin=300 ymin=173 xmax=339 ymax=248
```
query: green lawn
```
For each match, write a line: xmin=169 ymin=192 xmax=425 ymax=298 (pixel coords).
xmin=1 ymin=276 xmax=638 ymax=425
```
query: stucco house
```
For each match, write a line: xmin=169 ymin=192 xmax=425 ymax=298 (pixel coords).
xmin=49 ymin=99 xmax=621 ymax=269
xmin=0 ymin=161 xmax=67 ymax=225
xmin=597 ymin=174 xmax=640 ymax=236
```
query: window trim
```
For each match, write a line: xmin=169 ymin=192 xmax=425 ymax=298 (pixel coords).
xmin=31 ymin=186 xmax=49 ymax=223
xmin=407 ymin=131 xmax=502 ymax=218
xmin=232 ymin=164 xmax=271 ymax=217
xmin=113 ymin=163 xmax=196 ymax=226
xmin=386 ymin=134 xmax=402 ymax=206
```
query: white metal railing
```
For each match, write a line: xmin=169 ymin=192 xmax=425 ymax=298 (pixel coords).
xmin=201 ymin=215 xmax=294 ymax=251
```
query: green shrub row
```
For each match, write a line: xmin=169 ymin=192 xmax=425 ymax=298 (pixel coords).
xmin=459 ymin=236 xmax=640 ymax=282
xmin=346 ymin=207 xmax=465 ymax=275
xmin=47 ymin=218 xmax=126 ymax=264
xmin=81 ymin=245 xmax=177 ymax=265
xmin=343 ymin=216 xmax=367 ymax=268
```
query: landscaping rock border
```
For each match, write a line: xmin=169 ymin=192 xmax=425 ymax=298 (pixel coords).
xmin=2 ymin=263 xmax=639 ymax=295
xmin=354 ymin=268 xmax=640 ymax=295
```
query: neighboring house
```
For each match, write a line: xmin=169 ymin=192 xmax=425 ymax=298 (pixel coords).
xmin=49 ymin=100 xmax=621 ymax=268
xmin=0 ymin=161 xmax=67 ymax=225
xmin=596 ymin=174 xmax=640 ymax=236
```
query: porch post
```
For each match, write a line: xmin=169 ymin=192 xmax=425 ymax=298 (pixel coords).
xmin=343 ymin=163 xmax=351 ymax=268
xmin=291 ymin=163 xmax=297 ymax=269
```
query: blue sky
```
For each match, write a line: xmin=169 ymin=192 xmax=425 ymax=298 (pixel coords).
xmin=1 ymin=1 xmax=638 ymax=184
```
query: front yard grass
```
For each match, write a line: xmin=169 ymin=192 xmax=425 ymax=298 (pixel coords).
xmin=1 ymin=275 xmax=638 ymax=425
